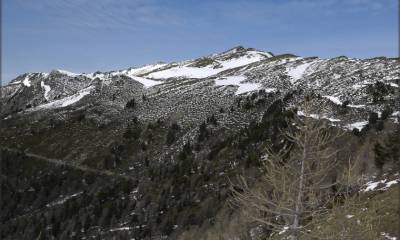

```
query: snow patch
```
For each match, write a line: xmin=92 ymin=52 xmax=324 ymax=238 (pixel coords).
xmin=278 ymin=226 xmax=289 ymax=235
xmin=84 ymin=72 xmax=109 ymax=81
xmin=381 ymin=232 xmax=397 ymax=240
xmin=40 ymin=81 xmax=51 ymax=100
xmin=40 ymin=72 xmax=49 ymax=78
xmin=323 ymin=95 xmax=342 ymax=105
xmin=122 ymin=63 xmax=167 ymax=76
xmin=362 ymin=178 xmax=399 ymax=192
xmin=128 ymin=76 xmax=163 ymax=88
xmin=345 ymin=121 xmax=368 ymax=131
xmin=46 ymin=192 xmax=83 ymax=207
xmin=9 ymin=81 xmax=21 ymax=85
xmin=57 ymin=69 xmax=79 ymax=77
xmin=287 ymin=61 xmax=316 ymax=84
xmin=23 ymin=75 xmax=32 ymax=87
xmin=147 ymin=52 xmax=266 ymax=79
xmin=215 ymin=76 xmax=264 ymax=95
xmin=297 ymin=111 xmax=341 ymax=122
xmin=33 ymin=86 xmax=94 ymax=110
xmin=348 ymin=104 xmax=365 ymax=108
xmin=109 ymin=227 xmax=132 ymax=232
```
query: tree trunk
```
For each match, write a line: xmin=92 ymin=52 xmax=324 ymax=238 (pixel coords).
xmin=292 ymin=130 xmax=307 ymax=239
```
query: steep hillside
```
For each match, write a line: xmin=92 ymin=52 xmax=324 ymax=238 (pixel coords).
xmin=1 ymin=46 xmax=399 ymax=239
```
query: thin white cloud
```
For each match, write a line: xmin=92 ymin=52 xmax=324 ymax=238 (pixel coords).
xmin=14 ymin=0 xmax=184 ymax=30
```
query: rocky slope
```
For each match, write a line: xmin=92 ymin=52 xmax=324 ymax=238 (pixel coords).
xmin=1 ymin=46 xmax=399 ymax=239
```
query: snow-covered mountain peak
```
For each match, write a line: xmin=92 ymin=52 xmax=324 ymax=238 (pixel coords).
xmin=144 ymin=47 xmax=273 ymax=80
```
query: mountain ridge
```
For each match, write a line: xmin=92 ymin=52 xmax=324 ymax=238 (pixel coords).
xmin=1 ymin=46 xmax=399 ymax=239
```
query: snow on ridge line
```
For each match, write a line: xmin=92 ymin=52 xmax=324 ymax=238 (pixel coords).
xmin=9 ymin=81 xmax=21 ymax=85
xmin=215 ymin=76 xmax=264 ymax=95
xmin=31 ymin=86 xmax=94 ymax=110
xmin=147 ymin=52 xmax=267 ymax=79
xmin=121 ymin=63 xmax=167 ymax=76
xmin=56 ymin=69 xmax=80 ymax=77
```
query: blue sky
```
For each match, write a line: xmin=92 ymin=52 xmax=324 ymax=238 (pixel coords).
xmin=2 ymin=0 xmax=398 ymax=83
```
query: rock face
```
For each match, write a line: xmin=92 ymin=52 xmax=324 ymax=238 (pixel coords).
xmin=0 ymin=47 xmax=399 ymax=239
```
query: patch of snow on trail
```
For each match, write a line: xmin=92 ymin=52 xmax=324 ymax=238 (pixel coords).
xmin=46 ymin=192 xmax=83 ymax=207
xmin=40 ymin=81 xmax=51 ymax=100
xmin=215 ymin=76 xmax=264 ymax=95
xmin=110 ymin=227 xmax=132 ymax=232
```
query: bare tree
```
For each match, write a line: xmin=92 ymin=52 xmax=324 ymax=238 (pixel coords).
xmin=230 ymin=100 xmax=344 ymax=239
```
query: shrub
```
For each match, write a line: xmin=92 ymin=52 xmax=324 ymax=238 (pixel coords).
xmin=198 ymin=122 xmax=209 ymax=142
xmin=381 ymin=106 xmax=393 ymax=120
xmin=166 ymin=122 xmax=180 ymax=145
xmin=374 ymin=143 xmax=386 ymax=170
xmin=125 ymin=98 xmax=135 ymax=108
xmin=368 ymin=112 xmax=379 ymax=125
xmin=374 ymin=120 xmax=384 ymax=131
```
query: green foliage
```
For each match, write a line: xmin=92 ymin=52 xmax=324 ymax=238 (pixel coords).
xmin=190 ymin=57 xmax=215 ymax=67
xmin=166 ymin=122 xmax=180 ymax=145
xmin=375 ymin=120 xmax=384 ymax=131
xmin=207 ymin=114 xmax=218 ymax=125
xmin=125 ymin=98 xmax=136 ymax=108
xmin=374 ymin=143 xmax=386 ymax=169
xmin=381 ymin=106 xmax=393 ymax=120
xmin=198 ymin=121 xmax=209 ymax=142
xmin=367 ymin=81 xmax=394 ymax=103
xmin=373 ymin=127 xmax=400 ymax=170
xmin=368 ymin=112 xmax=379 ymax=125
xmin=123 ymin=125 xmax=142 ymax=139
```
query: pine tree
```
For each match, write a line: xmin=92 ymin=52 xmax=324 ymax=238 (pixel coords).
xmin=231 ymin=99 xmax=344 ymax=239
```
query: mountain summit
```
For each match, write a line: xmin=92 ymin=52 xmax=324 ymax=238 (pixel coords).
xmin=1 ymin=47 xmax=398 ymax=124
